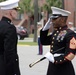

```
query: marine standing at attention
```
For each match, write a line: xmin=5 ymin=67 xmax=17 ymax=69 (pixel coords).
xmin=0 ymin=0 xmax=21 ymax=75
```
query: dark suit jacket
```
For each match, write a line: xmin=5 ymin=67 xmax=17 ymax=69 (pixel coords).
xmin=0 ymin=16 xmax=20 ymax=75
xmin=40 ymin=25 xmax=76 ymax=75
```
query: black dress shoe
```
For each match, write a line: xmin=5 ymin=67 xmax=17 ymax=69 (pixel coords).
xmin=37 ymin=53 xmax=42 ymax=55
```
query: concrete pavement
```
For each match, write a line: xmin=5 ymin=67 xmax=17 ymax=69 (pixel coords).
xmin=17 ymin=45 xmax=76 ymax=75
xmin=18 ymin=38 xmax=33 ymax=42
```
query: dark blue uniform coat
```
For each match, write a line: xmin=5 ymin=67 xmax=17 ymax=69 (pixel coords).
xmin=0 ymin=17 xmax=21 ymax=75
xmin=40 ymin=25 xmax=76 ymax=75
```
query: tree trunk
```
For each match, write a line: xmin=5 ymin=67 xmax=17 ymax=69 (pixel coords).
xmin=33 ymin=0 xmax=38 ymax=42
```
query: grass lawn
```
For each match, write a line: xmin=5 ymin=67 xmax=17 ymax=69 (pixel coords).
xmin=18 ymin=34 xmax=38 ymax=46
xmin=18 ymin=42 xmax=38 ymax=46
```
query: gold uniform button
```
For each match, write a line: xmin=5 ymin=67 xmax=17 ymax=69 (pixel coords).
xmin=54 ymin=34 xmax=56 ymax=36
xmin=53 ymin=37 xmax=55 ymax=40
xmin=16 ymin=59 xmax=18 ymax=61
xmin=50 ymin=50 xmax=53 ymax=52
xmin=51 ymin=45 xmax=53 ymax=48
xmin=57 ymin=31 xmax=59 ymax=33
xmin=64 ymin=58 xmax=66 ymax=60
xmin=59 ymin=27 xmax=61 ymax=29
xmin=60 ymin=60 xmax=62 ymax=62
xmin=56 ymin=61 xmax=58 ymax=63
xmin=52 ymin=41 xmax=54 ymax=44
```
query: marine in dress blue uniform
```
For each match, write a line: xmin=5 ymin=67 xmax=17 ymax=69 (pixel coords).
xmin=37 ymin=21 xmax=43 ymax=55
xmin=40 ymin=7 xmax=76 ymax=75
xmin=0 ymin=0 xmax=21 ymax=75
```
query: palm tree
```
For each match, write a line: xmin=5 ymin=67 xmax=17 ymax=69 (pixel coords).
xmin=19 ymin=0 xmax=39 ymax=42
xmin=19 ymin=0 xmax=34 ymax=34
xmin=19 ymin=0 xmax=34 ymax=15
xmin=41 ymin=0 xmax=62 ymax=18
xmin=0 ymin=0 xmax=5 ymax=2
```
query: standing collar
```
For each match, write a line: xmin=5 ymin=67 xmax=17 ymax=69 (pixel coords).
xmin=1 ymin=16 xmax=11 ymax=24
xmin=54 ymin=25 xmax=68 ymax=31
xmin=60 ymin=25 xmax=68 ymax=30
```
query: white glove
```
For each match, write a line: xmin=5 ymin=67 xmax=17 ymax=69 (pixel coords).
xmin=54 ymin=53 xmax=64 ymax=57
xmin=44 ymin=52 xmax=54 ymax=63
xmin=42 ymin=18 xmax=52 ymax=31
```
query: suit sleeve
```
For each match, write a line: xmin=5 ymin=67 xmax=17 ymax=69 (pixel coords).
xmin=54 ymin=31 xmax=76 ymax=64
xmin=40 ymin=29 xmax=52 ymax=45
xmin=4 ymin=25 xmax=19 ymax=74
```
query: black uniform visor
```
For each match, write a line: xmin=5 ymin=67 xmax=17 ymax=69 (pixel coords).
xmin=50 ymin=14 xmax=62 ymax=19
